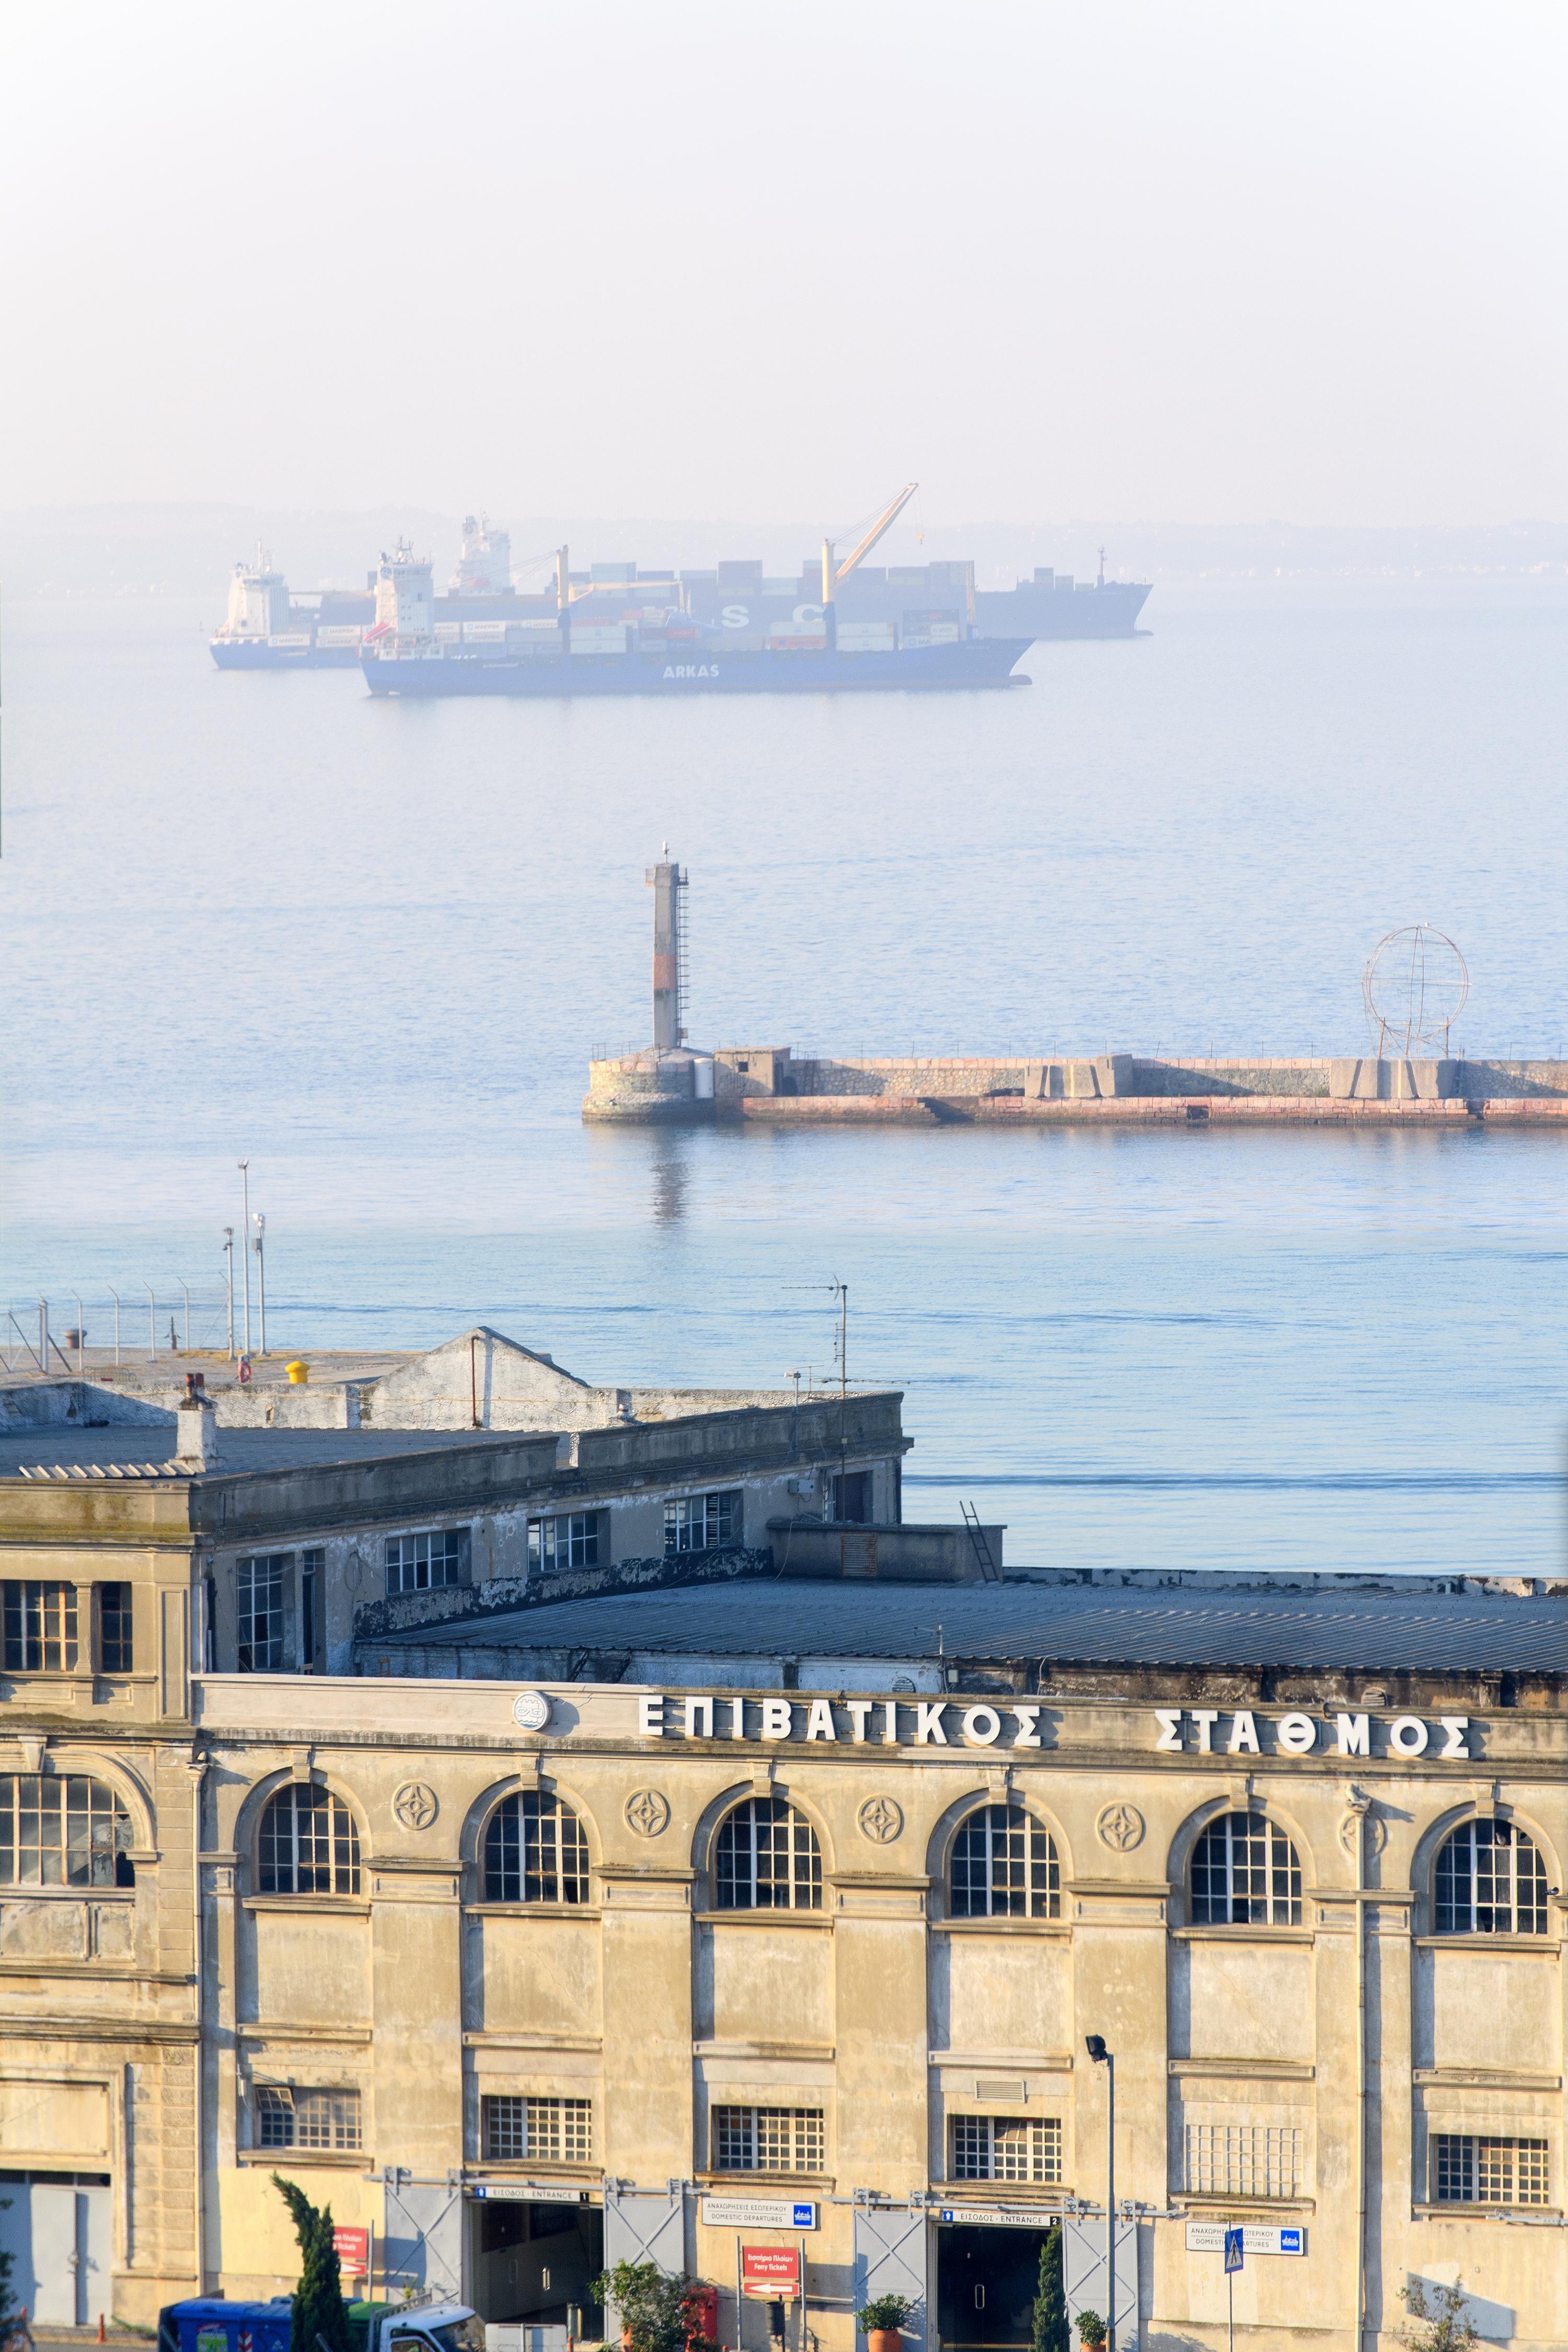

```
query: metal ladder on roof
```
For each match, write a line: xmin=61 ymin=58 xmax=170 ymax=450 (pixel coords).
xmin=960 ymin=1498 xmax=1001 ymax=1583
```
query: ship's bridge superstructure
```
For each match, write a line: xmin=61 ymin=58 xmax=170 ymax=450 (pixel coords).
xmin=219 ymin=546 xmax=291 ymax=639
xmin=374 ymin=540 xmax=436 ymax=642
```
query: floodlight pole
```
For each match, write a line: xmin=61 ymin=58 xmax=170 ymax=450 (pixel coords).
xmin=1087 ymin=2035 xmax=1115 ymax=2347
xmin=238 ymin=1162 xmax=252 ymax=1356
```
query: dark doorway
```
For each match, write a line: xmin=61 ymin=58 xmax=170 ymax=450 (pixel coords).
xmin=833 ymin=1471 xmax=872 ymax=1524
xmin=468 ymin=2197 xmax=604 ymax=2328
xmin=936 ymin=2225 xmax=1047 ymax=2352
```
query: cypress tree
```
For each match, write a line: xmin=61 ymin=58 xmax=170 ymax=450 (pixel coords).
xmin=272 ymin=2175 xmax=352 ymax=2352
xmin=1032 ymin=2223 xmax=1068 ymax=2352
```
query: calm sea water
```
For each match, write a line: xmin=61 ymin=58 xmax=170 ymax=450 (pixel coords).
xmin=4 ymin=585 xmax=1567 ymax=1575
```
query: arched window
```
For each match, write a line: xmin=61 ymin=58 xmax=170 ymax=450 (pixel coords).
xmin=950 ymin=1804 xmax=1059 ymax=1919
xmin=1190 ymin=1812 xmax=1301 ymax=1927
xmin=483 ymin=1792 xmax=590 ymax=1904
xmin=1436 ymin=1820 xmax=1548 ymax=1934
xmin=258 ymin=1784 xmax=360 ymax=1896
xmin=0 ymin=1774 xmax=134 ymax=1888
xmin=715 ymin=1798 xmax=821 ymax=1911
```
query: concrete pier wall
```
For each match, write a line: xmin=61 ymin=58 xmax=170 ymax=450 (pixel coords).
xmin=584 ymin=1047 xmax=1568 ymax=1125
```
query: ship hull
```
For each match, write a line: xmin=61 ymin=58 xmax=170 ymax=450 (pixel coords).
xmin=359 ymin=639 xmax=1033 ymax=697
xmin=973 ymin=581 xmax=1152 ymax=639
xmin=210 ymin=640 xmax=362 ymax=670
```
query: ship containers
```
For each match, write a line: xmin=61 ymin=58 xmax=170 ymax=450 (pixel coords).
xmin=315 ymin=625 xmax=364 ymax=648
xmin=836 ymin=620 xmax=897 ymax=654
xmin=570 ymin=622 xmax=631 ymax=655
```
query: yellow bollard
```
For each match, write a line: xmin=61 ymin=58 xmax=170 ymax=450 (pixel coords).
xmin=286 ymin=1359 xmax=310 ymax=1385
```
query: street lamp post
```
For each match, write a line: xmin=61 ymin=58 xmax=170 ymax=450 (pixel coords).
xmin=238 ymin=1162 xmax=252 ymax=1356
xmin=1086 ymin=2035 xmax=1115 ymax=2350
xmin=253 ymin=1213 xmax=267 ymax=1357
xmin=223 ymin=1231 xmax=235 ymax=1360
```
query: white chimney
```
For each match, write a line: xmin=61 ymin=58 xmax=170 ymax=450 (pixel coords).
xmin=176 ymin=1379 xmax=219 ymax=1471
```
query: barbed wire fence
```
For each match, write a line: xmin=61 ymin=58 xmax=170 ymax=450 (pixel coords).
xmin=3 ymin=1283 xmax=239 ymax=1375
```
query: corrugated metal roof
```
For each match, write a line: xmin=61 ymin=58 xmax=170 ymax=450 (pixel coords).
xmin=0 ymin=1427 xmax=532 ymax=1478
xmin=381 ymin=1578 xmax=1568 ymax=1675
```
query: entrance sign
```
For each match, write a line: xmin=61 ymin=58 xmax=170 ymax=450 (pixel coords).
xmin=938 ymin=2207 xmax=1058 ymax=2228
xmin=471 ymin=2184 xmax=598 ymax=2205
xmin=1224 ymin=2230 xmax=1244 ymax=2276
xmin=742 ymin=2246 xmax=801 ymax=2300
xmin=702 ymin=2197 xmax=817 ymax=2229
xmin=1186 ymin=2225 xmax=1304 ymax=2256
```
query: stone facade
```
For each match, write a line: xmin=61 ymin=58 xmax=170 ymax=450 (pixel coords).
xmin=167 ymin=1665 xmax=1567 ymax=2350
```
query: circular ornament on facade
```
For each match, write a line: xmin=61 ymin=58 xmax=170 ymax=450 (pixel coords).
xmin=858 ymin=1794 xmax=904 ymax=1845
xmin=1340 ymin=1808 xmax=1388 ymax=1856
xmin=1097 ymin=1801 xmax=1145 ymax=1853
xmin=512 ymin=1689 xmax=551 ymax=1731
xmin=625 ymin=1790 xmax=670 ymax=1838
xmin=392 ymin=1781 xmax=439 ymax=1832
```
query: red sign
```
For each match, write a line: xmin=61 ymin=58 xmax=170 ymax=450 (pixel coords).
xmin=741 ymin=2247 xmax=801 ymax=2300
xmin=332 ymin=2226 xmax=370 ymax=2276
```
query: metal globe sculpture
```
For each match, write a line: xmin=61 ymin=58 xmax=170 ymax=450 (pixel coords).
xmin=1362 ymin=925 xmax=1469 ymax=1057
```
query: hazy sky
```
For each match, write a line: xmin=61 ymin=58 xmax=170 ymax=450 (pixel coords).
xmin=3 ymin=0 xmax=1563 ymax=526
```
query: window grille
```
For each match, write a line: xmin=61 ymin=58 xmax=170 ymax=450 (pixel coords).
xmin=255 ymin=2086 xmax=362 ymax=2152
xmin=711 ymin=2106 xmax=825 ymax=2174
xmin=714 ymin=1798 xmax=821 ymax=1911
xmin=1184 ymin=2124 xmax=1302 ymax=2198
xmin=384 ymin=1527 xmax=471 ymax=1596
xmin=950 ymin=2114 xmax=1062 ymax=2184
xmin=483 ymin=1793 xmax=591 ymax=1904
xmin=1433 ymin=2135 xmax=1549 ymax=2206
xmin=482 ymin=2095 xmax=593 ymax=2163
xmin=97 ymin=1583 xmax=134 ymax=1674
xmin=528 ymin=1513 xmax=604 ymax=1573
xmin=2 ymin=1581 xmax=78 ymax=1673
xmin=1190 ymin=1813 xmax=1302 ymax=1926
xmin=236 ymin=1554 xmax=288 ymax=1672
xmin=258 ymin=1784 xmax=361 ymax=1895
xmin=1435 ymin=1821 xmax=1549 ymax=1935
xmin=0 ymin=1774 xmax=134 ymax=1888
xmin=663 ymin=1490 xmax=742 ymax=1554
xmin=950 ymin=1805 xmax=1059 ymax=1919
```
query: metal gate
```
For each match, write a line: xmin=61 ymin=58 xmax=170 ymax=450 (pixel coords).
xmin=0 ymin=2177 xmax=111 ymax=2327
xmin=383 ymin=2173 xmax=464 ymax=2300
xmin=602 ymin=2184 xmax=687 ymax=2328
xmin=852 ymin=2204 xmax=928 ymax=2352
xmin=1062 ymin=2217 xmax=1138 ymax=2351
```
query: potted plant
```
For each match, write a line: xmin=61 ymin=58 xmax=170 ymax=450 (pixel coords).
xmin=859 ymin=2293 xmax=916 ymax=2352
xmin=1074 ymin=2315 xmax=1107 ymax=2350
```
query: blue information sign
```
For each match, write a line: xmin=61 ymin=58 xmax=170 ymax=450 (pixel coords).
xmin=1224 ymin=2229 xmax=1244 ymax=2275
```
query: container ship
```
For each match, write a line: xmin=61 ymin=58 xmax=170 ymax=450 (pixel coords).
xmin=211 ymin=491 xmax=1151 ymax=691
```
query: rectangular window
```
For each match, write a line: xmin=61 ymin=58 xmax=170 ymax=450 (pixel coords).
xmin=1184 ymin=2124 xmax=1302 ymax=2199
xmin=384 ymin=1527 xmax=471 ymax=1596
xmin=950 ymin=2114 xmax=1062 ymax=2184
xmin=255 ymin=2086 xmax=362 ymax=2151
xmin=481 ymin=2095 xmax=593 ymax=2164
xmin=711 ymin=2105 xmax=824 ymax=2174
xmin=2 ymin=1582 xmax=79 ymax=1673
xmin=299 ymin=1548 xmax=322 ymax=1670
xmin=236 ymin=1554 xmax=289 ymax=1672
xmin=1433 ymin=2135 xmax=1549 ymax=2207
xmin=664 ymin=1490 xmax=743 ymax=1555
xmin=97 ymin=1583 xmax=134 ymax=1674
xmin=527 ymin=1513 xmax=604 ymax=1574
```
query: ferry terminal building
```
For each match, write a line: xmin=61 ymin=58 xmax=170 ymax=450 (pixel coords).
xmin=0 ymin=1358 xmax=1564 ymax=2350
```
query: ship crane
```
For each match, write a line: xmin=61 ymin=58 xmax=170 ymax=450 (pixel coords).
xmin=821 ymin=482 xmax=919 ymax=603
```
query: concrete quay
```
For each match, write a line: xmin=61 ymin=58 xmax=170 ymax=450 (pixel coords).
xmin=582 ymin=1047 xmax=1568 ymax=1126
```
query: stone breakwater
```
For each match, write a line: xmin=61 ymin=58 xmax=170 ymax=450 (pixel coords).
xmin=582 ymin=1048 xmax=1568 ymax=1126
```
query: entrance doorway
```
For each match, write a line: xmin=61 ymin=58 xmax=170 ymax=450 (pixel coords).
xmin=936 ymin=2225 xmax=1047 ymax=2352
xmin=468 ymin=2198 xmax=603 ymax=2333
xmin=0 ymin=2172 xmax=112 ymax=2327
